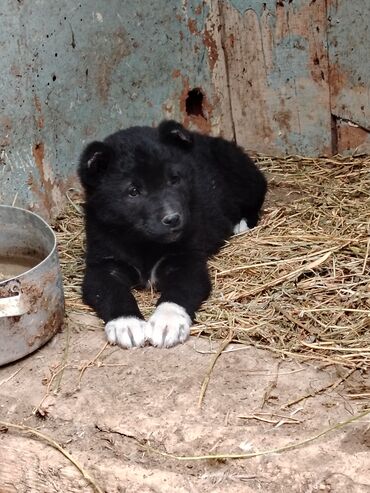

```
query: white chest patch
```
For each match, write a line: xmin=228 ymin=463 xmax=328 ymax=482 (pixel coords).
xmin=147 ymin=257 xmax=165 ymax=288
xmin=146 ymin=302 xmax=192 ymax=348
xmin=105 ymin=316 xmax=146 ymax=349
xmin=233 ymin=218 xmax=250 ymax=235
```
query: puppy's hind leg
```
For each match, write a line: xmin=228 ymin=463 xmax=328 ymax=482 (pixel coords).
xmin=233 ymin=218 xmax=250 ymax=235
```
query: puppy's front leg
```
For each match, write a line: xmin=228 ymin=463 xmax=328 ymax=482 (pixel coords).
xmin=82 ymin=265 xmax=146 ymax=349
xmin=146 ymin=255 xmax=211 ymax=347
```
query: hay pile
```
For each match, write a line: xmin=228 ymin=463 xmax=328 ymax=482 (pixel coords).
xmin=55 ymin=155 xmax=370 ymax=368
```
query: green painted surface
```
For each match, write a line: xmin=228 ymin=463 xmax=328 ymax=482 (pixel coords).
xmin=0 ymin=0 xmax=368 ymax=218
xmin=0 ymin=0 xmax=212 ymax=218
xmin=327 ymin=1 xmax=370 ymax=129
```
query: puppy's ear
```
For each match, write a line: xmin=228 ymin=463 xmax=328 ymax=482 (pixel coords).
xmin=158 ymin=120 xmax=193 ymax=149
xmin=78 ymin=141 xmax=115 ymax=190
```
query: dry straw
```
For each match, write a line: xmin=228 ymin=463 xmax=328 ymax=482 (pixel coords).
xmin=55 ymin=154 xmax=370 ymax=368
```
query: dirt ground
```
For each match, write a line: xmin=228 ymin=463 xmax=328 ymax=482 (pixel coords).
xmin=1 ymin=160 xmax=369 ymax=492
xmin=0 ymin=316 xmax=370 ymax=493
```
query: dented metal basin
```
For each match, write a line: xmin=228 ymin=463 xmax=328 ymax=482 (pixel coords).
xmin=0 ymin=205 xmax=64 ymax=365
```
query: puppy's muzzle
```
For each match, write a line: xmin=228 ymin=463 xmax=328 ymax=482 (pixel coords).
xmin=161 ymin=212 xmax=182 ymax=230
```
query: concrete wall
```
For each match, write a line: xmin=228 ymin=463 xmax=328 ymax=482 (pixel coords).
xmin=0 ymin=0 xmax=369 ymax=219
xmin=0 ymin=0 xmax=221 ymax=219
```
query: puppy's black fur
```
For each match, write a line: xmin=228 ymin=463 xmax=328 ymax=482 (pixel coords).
xmin=78 ymin=120 xmax=267 ymax=347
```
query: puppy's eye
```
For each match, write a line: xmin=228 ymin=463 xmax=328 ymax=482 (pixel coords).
xmin=128 ymin=186 xmax=140 ymax=197
xmin=169 ymin=175 xmax=180 ymax=185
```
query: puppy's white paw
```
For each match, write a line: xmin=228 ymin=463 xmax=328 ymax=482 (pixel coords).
xmin=105 ymin=317 xmax=146 ymax=349
xmin=233 ymin=218 xmax=250 ymax=235
xmin=146 ymin=302 xmax=192 ymax=348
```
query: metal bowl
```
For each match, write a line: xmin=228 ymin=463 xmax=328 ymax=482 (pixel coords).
xmin=0 ymin=205 xmax=65 ymax=366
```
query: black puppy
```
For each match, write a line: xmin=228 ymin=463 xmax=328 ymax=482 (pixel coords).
xmin=78 ymin=120 xmax=267 ymax=348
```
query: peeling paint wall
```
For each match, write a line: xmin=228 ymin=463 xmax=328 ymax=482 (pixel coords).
xmin=0 ymin=0 xmax=369 ymax=219
xmin=0 ymin=0 xmax=221 ymax=219
xmin=213 ymin=0 xmax=333 ymax=155
xmin=327 ymin=1 xmax=370 ymax=154
xmin=213 ymin=0 xmax=370 ymax=155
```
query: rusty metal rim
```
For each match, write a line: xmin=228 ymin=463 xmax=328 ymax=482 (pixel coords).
xmin=0 ymin=204 xmax=57 ymax=284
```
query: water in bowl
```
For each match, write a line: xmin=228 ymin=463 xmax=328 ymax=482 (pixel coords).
xmin=0 ymin=254 xmax=42 ymax=281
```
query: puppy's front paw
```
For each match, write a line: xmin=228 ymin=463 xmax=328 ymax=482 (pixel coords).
xmin=146 ymin=302 xmax=192 ymax=348
xmin=105 ymin=317 xmax=146 ymax=349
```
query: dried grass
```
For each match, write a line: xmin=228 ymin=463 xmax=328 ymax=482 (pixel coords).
xmin=54 ymin=154 xmax=370 ymax=368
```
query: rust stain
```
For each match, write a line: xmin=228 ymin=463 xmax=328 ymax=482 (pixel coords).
xmin=179 ymin=77 xmax=213 ymax=134
xmin=28 ymin=167 xmax=78 ymax=220
xmin=273 ymin=0 xmax=330 ymax=90
xmin=172 ymin=69 xmax=181 ymax=79
xmin=309 ymin=51 xmax=328 ymax=84
xmin=188 ymin=18 xmax=198 ymax=34
xmin=34 ymin=95 xmax=42 ymax=113
xmin=228 ymin=33 xmax=235 ymax=49
xmin=37 ymin=116 xmax=44 ymax=129
xmin=32 ymin=142 xmax=44 ymax=169
xmin=328 ymin=63 xmax=347 ymax=98
xmin=22 ymin=281 xmax=44 ymax=311
xmin=0 ymin=116 xmax=12 ymax=146
xmin=20 ymin=270 xmax=63 ymax=346
xmin=27 ymin=309 xmax=64 ymax=347
xmin=194 ymin=4 xmax=202 ymax=15
xmin=27 ymin=173 xmax=34 ymax=187
xmin=306 ymin=3 xmax=329 ymax=87
xmin=0 ymin=116 xmax=12 ymax=130
xmin=274 ymin=110 xmax=292 ymax=132
xmin=203 ymin=26 xmax=219 ymax=71
xmin=31 ymin=142 xmax=53 ymax=214
xmin=34 ymin=95 xmax=44 ymax=129
xmin=97 ymin=27 xmax=132 ymax=103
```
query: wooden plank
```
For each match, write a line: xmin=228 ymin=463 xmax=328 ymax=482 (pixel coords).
xmin=327 ymin=1 xmax=370 ymax=153
xmin=218 ymin=0 xmax=332 ymax=156
xmin=328 ymin=1 xmax=370 ymax=131
xmin=204 ymin=0 xmax=235 ymax=141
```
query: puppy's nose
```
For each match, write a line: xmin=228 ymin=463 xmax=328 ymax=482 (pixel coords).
xmin=162 ymin=213 xmax=181 ymax=228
